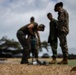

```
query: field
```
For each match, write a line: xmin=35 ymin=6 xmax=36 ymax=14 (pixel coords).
xmin=0 ymin=58 xmax=76 ymax=75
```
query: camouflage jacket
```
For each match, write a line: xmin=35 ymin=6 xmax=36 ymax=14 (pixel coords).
xmin=58 ymin=8 xmax=69 ymax=35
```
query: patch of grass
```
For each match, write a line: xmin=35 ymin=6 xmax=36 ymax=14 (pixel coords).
xmin=2 ymin=58 xmax=76 ymax=66
xmin=68 ymin=60 xmax=76 ymax=66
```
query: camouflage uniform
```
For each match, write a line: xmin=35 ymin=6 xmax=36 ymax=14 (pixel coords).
xmin=48 ymin=19 xmax=58 ymax=59
xmin=16 ymin=23 xmax=38 ymax=64
xmin=57 ymin=8 xmax=69 ymax=59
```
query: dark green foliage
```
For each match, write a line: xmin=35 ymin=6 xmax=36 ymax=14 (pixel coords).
xmin=0 ymin=36 xmax=22 ymax=57
xmin=0 ymin=36 xmax=21 ymax=50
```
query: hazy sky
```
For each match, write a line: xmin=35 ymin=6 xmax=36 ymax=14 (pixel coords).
xmin=0 ymin=0 xmax=76 ymax=48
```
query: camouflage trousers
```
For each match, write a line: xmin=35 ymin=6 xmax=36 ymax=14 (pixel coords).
xmin=17 ymin=30 xmax=30 ymax=63
xmin=48 ymin=35 xmax=58 ymax=58
xmin=58 ymin=32 xmax=68 ymax=59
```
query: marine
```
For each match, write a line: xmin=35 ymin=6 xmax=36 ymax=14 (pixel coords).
xmin=54 ymin=2 xmax=69 ymax=64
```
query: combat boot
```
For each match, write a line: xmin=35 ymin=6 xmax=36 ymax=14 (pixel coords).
xmin=36 ymin=60 xmax=42 ymax=65
xmin=21 ymin=50 xmax=29 ymax=64
xmin=57 ymin=58 xmax=68 ymax=64
xmin=21 ymin=61 xmax=29 ymax=64
xmin=49 ymin=58 xmax=57 ymax=64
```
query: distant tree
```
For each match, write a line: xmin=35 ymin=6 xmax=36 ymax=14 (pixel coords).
xmin=0 ymin=36 xmax=21 ymax=51
xmin=0 ymin=36 xmax=49 ymax=53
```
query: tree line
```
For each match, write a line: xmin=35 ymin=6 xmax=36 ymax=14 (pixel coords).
xmin=0 ymin=36 xmax=48 ymax=57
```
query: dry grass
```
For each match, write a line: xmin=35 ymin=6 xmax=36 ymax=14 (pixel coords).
xmin=0 ymin=58 xmax=76 ymax=75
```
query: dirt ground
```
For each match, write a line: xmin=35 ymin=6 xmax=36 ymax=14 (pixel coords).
xmin=0 ymin=58 xmax=76 ymax=75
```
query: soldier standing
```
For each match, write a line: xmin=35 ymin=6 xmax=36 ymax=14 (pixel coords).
xmin=47 ymin=13 xmax=58 ymax=64
xmin=29 ymin=17 xmax=40 ymax=61
xmin=54 ymin=2 xmax=69 ymax=64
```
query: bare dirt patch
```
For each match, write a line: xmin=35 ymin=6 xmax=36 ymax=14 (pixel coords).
xmin=0 ymin=64 xmax=76 ymax=75
xmin=0 ymin=58 xmax=76 ymax=75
